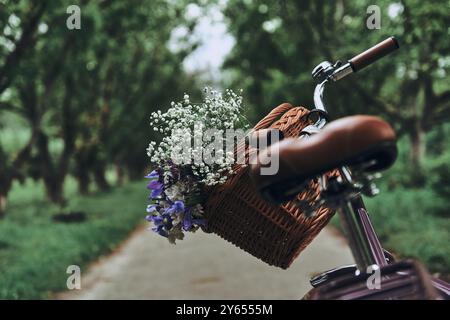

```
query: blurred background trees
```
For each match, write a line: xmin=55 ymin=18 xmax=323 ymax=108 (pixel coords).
xmin=2 ymin=0 xmax=448 ymax=214
xmin=0 ymin=0 xmax=448 ymax=219
xmin=0 ymin=0 xmax=449 ymax=298
xmin=0 ymin=0 xmax=200 ymax=214
xmin=223 ymin=0 xmax=449 ymax=185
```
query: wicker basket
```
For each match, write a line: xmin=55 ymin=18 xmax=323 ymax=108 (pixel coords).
xmin=202 ymin=103 xmax=336 ymax=269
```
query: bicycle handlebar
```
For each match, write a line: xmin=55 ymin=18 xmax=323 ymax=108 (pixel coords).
xmin=349 ymin=37 xmax=399 ymax=72
xmin=313 ymin=36 xmax=400 ymax=126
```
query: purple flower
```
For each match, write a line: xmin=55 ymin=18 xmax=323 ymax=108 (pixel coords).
xmin=147 ymin=180 xmax=162 ymax=189
xmin=166 ymin=200 xmax=185 ymax=215
xmin=147 ymin=214 xmax=172 ymax=228
xmin=146 ymin=204 xmax=158 ymax=213
xmin=145 ymin=170 xmax=159 ymax=179
xmin=152 ymin=225 xmax=168 ymax=237
xmin=182 ymin=209 xmax=205 ymax=231
xmin=147 ymin=180 xmax=163 ymax=198
xmin=182 ymin=210 xmax=193 ymax=231
xmin=147 ymin=213 xmax=173 ymax=237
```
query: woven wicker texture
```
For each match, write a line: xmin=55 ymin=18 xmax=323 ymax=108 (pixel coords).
xmin=203 ymin=103 xmax=336 ymax=269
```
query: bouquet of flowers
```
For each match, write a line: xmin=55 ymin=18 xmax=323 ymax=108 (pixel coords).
xmin=145 ymin=88 xmax=247 ymax=243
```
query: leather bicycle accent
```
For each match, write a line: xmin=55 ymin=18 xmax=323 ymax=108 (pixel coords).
xmin=250 ymin=115 xmax=397 ymax=203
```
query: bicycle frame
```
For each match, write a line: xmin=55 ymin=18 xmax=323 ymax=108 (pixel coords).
xmin=308 ymin=64 xmax=450 ymax=298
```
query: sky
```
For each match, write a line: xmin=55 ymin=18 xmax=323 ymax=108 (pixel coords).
xmin=169 ymin=3 xmax=235 ymax=83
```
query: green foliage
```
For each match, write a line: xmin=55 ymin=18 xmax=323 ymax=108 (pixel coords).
xmin=429 ymin=159 xmax=450 ymax=199
xmin=331 ymin=179 xmax=450 ymax=276
xmin=222 ymin=0 xmax=450 ymax=187
xmin=0 ymin=0 xmax=203 ymax=205
xmin=223 ymin=0 xmax=450 ymax=126
xmin=0 ymin=179 xmax=146 ymax=299
xmin=425 ymin=124 xmax=450 ymax=199
xmin=332 ymin=133 xmax=450 ymax=276
xmin=364 ymin=186 xmax=449 ymax=276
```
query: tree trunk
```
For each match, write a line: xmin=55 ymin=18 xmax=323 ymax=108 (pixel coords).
xmin=93 ymin=165 xmax=110 ymax=191
xmin=44 ymin=176 xmax=65 ymax=206
xmin=0 ymin=193 xmax=7 ymax=218
xmin=115 ymin=163 xmax=124 ymax=186
xmin=36 ymin=131 xmax=66 ymax=205
xmin=77 ymin=171 xmax=90 ymax=195
xmin=74 ymin=146 xmax=91 ymax=195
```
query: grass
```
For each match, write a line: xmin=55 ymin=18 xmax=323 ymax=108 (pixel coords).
xmin=364 ymin=186 xmax=449 ymax=277
xmin=0 ymin=177 xmax=147 ymax=299
xmin=331 ymin=171 xmax=450 ymax=279
xmin=331 ymin=133 xmax=450 ymax=278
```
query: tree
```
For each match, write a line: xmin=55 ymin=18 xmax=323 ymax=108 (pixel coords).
xmin=0 ymin=2 xmax=47 ymax=94
xmin=0 ymin=0 xmax=202 ymax=212
xmin=222 ymin=0 xmax=449 ymax=185
xmin=0 ymin=128 xmax=34 ymax=216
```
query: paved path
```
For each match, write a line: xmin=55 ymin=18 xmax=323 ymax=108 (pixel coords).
xmin=56 ymin=225 xmax=354 ymax=299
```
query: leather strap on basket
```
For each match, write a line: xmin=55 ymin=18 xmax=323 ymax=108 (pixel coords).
xmin=235 ymin=103 xmax=297 ymax=162
xmin=253 ymin=103 xmax=296 ymax=130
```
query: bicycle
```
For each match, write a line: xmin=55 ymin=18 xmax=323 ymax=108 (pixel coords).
xmin=249 ymin=37 xmax=450 ymax=300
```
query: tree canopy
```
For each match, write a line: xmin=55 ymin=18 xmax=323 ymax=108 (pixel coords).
xmin=222 ymin=0 xmax=449 ymax=182
xmin=0 ymin=0 xmax=201 ymax=213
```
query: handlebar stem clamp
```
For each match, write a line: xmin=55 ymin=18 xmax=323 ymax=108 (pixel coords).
xmin=312 ymin=61 xmax=342 ymax=83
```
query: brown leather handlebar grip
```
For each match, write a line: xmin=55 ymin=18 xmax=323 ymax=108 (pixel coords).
xmin=349 ymin=37 xmax=399 ymax=72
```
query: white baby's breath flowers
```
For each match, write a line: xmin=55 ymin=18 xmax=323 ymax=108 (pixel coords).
xmin=147 ymin=87 xmax=246 ymax=186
